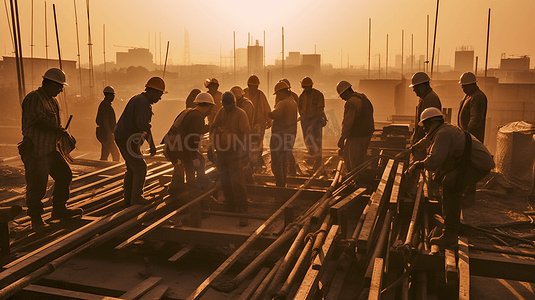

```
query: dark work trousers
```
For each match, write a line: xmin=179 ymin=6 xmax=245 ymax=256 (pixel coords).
xmin=116 ymin=138 xmax=147 ymax=205
xmin=96 ymin=127 xmax=120 ymax=161
xmin=168 ymin=150 xmax=207 ymax=192
xmin=441 ymin=165 xmax=490 ymax=234
xmin=217 ymin=150 xmax=248 ymax=213
xmin=343 ymin=135 xmax=372 ymax=172
xmin=270 ymin=133 xmax=295 ymax=187
xmin=251 ymin=128 xmax=266 ymax=172
xmin=301 ymin=118 xmax=322 ymax=169
xmin=22 ymin=150 xmax=72 ymax=217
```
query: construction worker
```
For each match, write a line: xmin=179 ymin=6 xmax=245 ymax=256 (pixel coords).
xmin=210 ymin=92 xmax=251 ymax=226
xmin=336 ymin=81 xmax=375 ymax=172
xmin=244 ymin=74 xmax=271 ymax=173
xmin=231 ymin=86 xmax=254 ymax=128
xmin=185 ymin=88 xmax=201 ymax=109
xmin=409 ymin=72 xmax=442 ymax=146
xmin=458 ymin=72 xmax=488 ymax=206
xmin=205 ymin=78 xmax=222 ymax=125
xmin=406 ymin=107 xmax=494 ymax=247
xmin=269 ymin=81 xmax=298 ymax=187
xmin=19 ymin=68 xmax=82 ymax=231
xmin=162 ymin=92 xmax=214 ymax=197
xmin=278 ymin=78 xmax=299 ymax=175
xmin=458 ymin=72 xmax=487 ymax=143
xmin=96 ymin=86 xmax=120 ymax=161
xmin=115 ymin=77 xmax=166 ymax=206
xmin=298 ymin=76 xmax=326 ymax=170
xmin=276 ymin=78 xmax=299 ymax=105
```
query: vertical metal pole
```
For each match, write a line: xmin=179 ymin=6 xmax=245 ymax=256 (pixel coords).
xmin=53 ymin=4 xmax=62 ymax=69
xmin=45 ymin=1 xmax=49 ymax=68
xmin=9 ymin=0 xmax=23 ymax=103
xmin=485 ymin=8 xmax=491 ymax=84
xmin=86 ymin=0 xmax=94 ymax=101
xmin=163 ymin=41 xmax=169 ymax=79
xmin=74 ymin=0 xmax=83 ymax=97
xmin=475 ymin=56 xmax=478 ymax=77
xmin=103 ymin=24 xmax=107 ymax=85
xmin=426 ymin=15 xmax=429 ymax=74
xmin=431 ymin=0 xmax=439 ymax=78
xmin=281 ymin=27 xmax=284 ymax=78
xmin=30 ymin=0 xmax=34 ymax=90
xmin=14 ymin=0 xmax=25 ymax=96
xmin=233 ymin=31 xmax=236 ymax=85
xmin=368 ymin=18 xmax=371 ymax=79
xmin=411 ymin=34 xmax=414 ymax=75
xmin=401 ymin=29 xmax=404 ymax=78
xmin=386 ymin=34 xmax=389 ymax=79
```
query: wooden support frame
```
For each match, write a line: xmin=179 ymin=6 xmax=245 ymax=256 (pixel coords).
xmin=444 ymin=248 xmax=457 ymax=286
xmin=120 ymin=277 xmax=162 ymax=300
xmin=358 ymin=159 xmax=395 ymax=255
xmin=293 ymin=225 xmax=339 ymax=300
xmin=389 ymin=162 xmax=404 ymax=211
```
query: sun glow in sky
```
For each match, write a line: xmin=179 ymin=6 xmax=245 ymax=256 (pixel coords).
xmin=2 ymin=0 xmax=534 ymax=69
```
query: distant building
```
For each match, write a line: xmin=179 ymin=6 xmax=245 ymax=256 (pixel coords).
xmin=236 ymin=48 xmax=247 ymax=70
xmin=286 ymin=52 xmax=300 ymax=66
xmin=1 ymin=56 xmax=77 ymax=90
xmin=500 ymin=55 xmax=530 ymax=70
xmin=301 ymin=54 xmax=321 ymax=72
xmin=454 ymin=46 xmax=474 ymax=72
xmin=116 ymin=48 xmax=154 ymax=70
xmin=247 ymin=40 xmax=263 ymax=75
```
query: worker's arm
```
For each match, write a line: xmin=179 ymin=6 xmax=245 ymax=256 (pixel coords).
xmin=468 ymin=93 xmax=487 ymax=132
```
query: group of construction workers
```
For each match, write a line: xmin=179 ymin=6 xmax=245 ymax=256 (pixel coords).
xmin=19 ymin=66 xmax=494 ymax=239
xmin=404 ymin=71 xmax=494 ymax=247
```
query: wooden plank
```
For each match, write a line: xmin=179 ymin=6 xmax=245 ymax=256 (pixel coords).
xmin=368 ymin=258 xmax=384 ymax=300
xmin=23 ymin=284 xmax=124 ymax=300
xmin=330 ymin=188 xmax=367 ymax=212
xmin=365 ymin=210 xmax=393 ymax=280
xmin=138 ymin=284 xmax=169 ymax=300
xmin=444 ymin=248 xmax=458 ymax=285
xmin=458 ymin=237 xmax=470 ymax=300
xmin=237 ymin=267 xmax=270 ymax=300
xmin=389 ymin=162 xmax=404 ymax=209
xmin=120 ymin=277 xmax=162 ymax=300
xmin=358 ymin=159 xmax=395 ymax=254
xmin=469 ymin=251 xmax=535 ymax=282
xmin=404 ymin=172 xmax=424 ymax=246
xmin=168 ymin=244 xmax=196 ymax=262
xmin=114 ymin=188 xmax=216 ymax=250
xmin=295 ymin=225 xmax=339 ymax=299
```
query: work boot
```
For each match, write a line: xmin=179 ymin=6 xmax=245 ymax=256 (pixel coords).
xmin=31 ymin=216 xmax=49 ymax=232
xmin=50 ymin=206 xmax=83 ymax=220
xmin=430 ymin=230 xmax=458 ymax=247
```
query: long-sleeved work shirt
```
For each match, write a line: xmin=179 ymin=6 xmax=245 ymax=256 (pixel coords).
xmin=458 ymin=88 xmax=487 ymax=143
xmin=341 ymin=92 xmax=375 ymax=139
xmin=270 ymin=96 xmax=298 ymax=137
xmin=96 ymin=99 xmax=116 ymax=133
xmin=413 ymin=88 xmax=442 ymax=143
xmin=114 ymin=93 xmax=153 ymax=140
xmin=298 ymin=88 xmax=325 ymax=120
xmin=210 ymin=106 xmax=251 ymax=152
xmin=237 ymin=96 xmax=255 ymax=128
xmin=244 ymin=88 xmax=271 ymax=128
xmin=207 ymin=90 xmax=223 ymax=125
xmin=423 ymin=123 xmax=495 ymax=176
xmin=21 ymin=87 xmax=61 ymax=156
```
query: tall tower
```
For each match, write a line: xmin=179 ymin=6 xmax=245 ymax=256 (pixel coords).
xmin=183 ymin=28 xmax=190 ymax=65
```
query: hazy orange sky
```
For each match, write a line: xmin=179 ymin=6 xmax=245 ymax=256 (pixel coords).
xmin=2 ymin=0 xmax=534 ymax=70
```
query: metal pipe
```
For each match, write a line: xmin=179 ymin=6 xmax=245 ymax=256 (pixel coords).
xmin=13 ymin=0 xmax=25 ymax=96
xmin=163 ymin=41 xmax=169 ymax=78
xmin=52 ymin=4 xmax=62 ymax=69
xmin=430 ymin=0 xmax=439 ymax=77
xmin=9 ymin=0 xmax=23 ymax=103
xmin=484 ymin=8 xmax=491 ymax=83
xmin=74 ymin=0 xmax=83 ymax=97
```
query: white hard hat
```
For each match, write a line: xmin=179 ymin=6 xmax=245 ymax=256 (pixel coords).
xmin=43 ymin=68 xmax=68 ymax=86
xmin=459 ymin=72 xmax=477 ymax=85
xmin=419 ymin=107 xmax=444 ymax=126
xmin=103 ymin=86 xmax=115 ymax=94
xmin=193 ymin=92 xmax=215 ymax=105
xmin=409 ymin=72 xmax=430 ymax=87
xmin=336 ymin=81 xmax=352 ymax=95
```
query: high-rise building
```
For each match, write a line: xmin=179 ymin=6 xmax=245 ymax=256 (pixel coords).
xmin=247 ymin=40 xmax=263 ymax=74
xmin=454 ymin=46 xmax=474 ymax=72
xmin=116 ymin=48 xmax=154 ymax=70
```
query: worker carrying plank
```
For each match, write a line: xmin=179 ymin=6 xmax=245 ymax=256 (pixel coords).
xmin=115 ymin=77 xmax=165 ymax=206
xmin=19 ymin=68 xmax=82 ymax=231
xmin=406 ymin=107 xmax=495 ymax=247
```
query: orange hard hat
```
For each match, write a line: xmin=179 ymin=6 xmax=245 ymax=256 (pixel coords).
xmin=247 ymin=75 xmax=260 ymax=86
xmin=273 ymin=81 xmax=290 ymax=95
xmin=300 ymin=76 xmax=313 ymax=87
xmin=145 ymin=77 xmax=168 ymax=93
